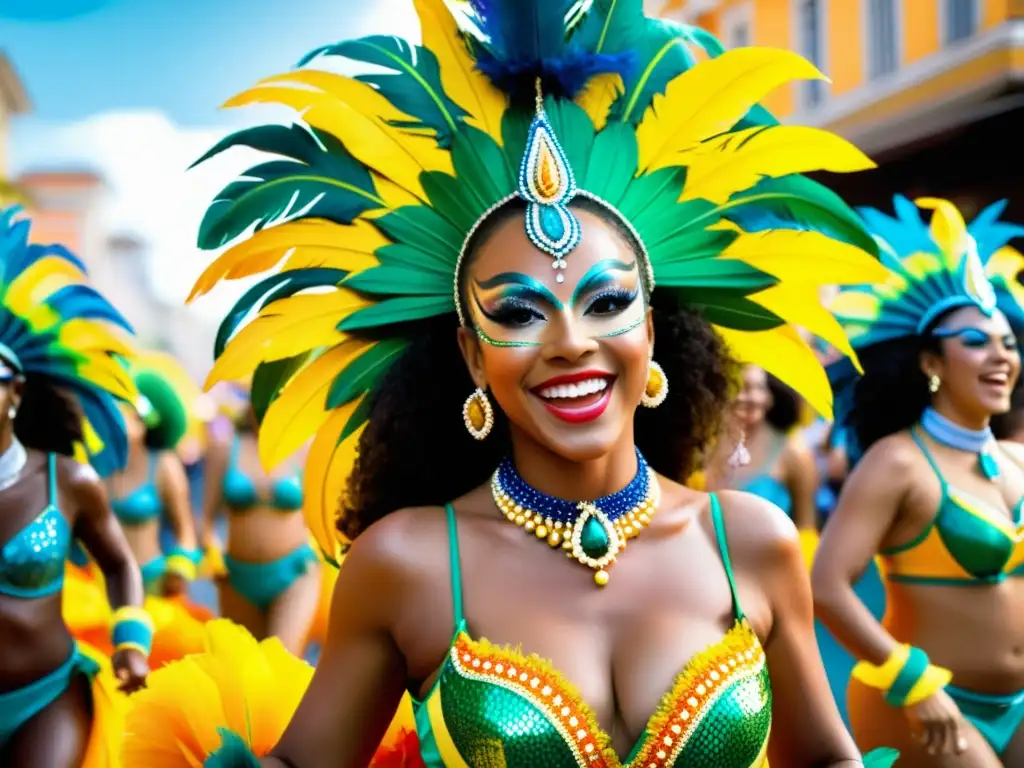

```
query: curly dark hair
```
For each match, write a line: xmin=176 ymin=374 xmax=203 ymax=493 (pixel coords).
xmin=13 ymin=375 xmax=84 ymax=456
xmin=766 ymin=375 xmax=802 ymax=432
xmin=339 ymin=199 xmax=737 ymax=538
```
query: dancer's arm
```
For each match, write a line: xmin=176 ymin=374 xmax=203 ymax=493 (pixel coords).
xmin=66 ymin=457 xmax=149 ymax=692
xmin=157 ymin=450 xmax=198 ymax=594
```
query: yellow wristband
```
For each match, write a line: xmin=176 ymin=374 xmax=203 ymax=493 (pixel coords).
xmin=110 ymin=605 xmax=154 ymax=631
xmin=114 ymin=642 xmax=150 ymax=657
xmin=164 ymin=554 xmax=197 ymax=581
xmin=852 ymin=644 xmax=952 ymax=707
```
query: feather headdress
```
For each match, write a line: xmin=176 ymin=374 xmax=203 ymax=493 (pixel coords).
xmin=188 ymin=0 xmax=887 ymax=560
xmin=832 ymin=196 xmax=1024 ymax=346
xmin=829 ymin=196 xmax=1024 ymax=453
xmin=130 ymin=350 xmax=201 ymax=451
xmin=0 ymin=206 xmax=135 ymax=474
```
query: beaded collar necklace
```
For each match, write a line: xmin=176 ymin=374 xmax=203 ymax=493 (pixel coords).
xmin=491 ymin=448 xmax=659 ymax=587
xmin=920 ymin=407 xmax=999 ymax=481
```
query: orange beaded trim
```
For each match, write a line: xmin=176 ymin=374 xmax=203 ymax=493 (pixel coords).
xmin=631 ymin=620 xmax=768 ymax=767
xmin=450 ymin=633 xmax=618 ymax=767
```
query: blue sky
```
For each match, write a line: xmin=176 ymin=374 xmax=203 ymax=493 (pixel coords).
xmin=1 ymin=0 xmax=415 ymax=126
xmin=2 ymin=0 xmax=419 ymax=317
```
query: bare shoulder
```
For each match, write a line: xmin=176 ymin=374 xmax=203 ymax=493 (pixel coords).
xmin=343 ymin=504 xmax=454 ymax=588
xmin=844 ymin=431 xmax=922 ymax=492
xmin=54 ymin=456 xmax=106 ymax=515
xmin=711 ymin=488 xmax=800 ymax=559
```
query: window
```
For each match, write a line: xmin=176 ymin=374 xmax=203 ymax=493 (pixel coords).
xmin=867 ymin=0 xmax=898 ymax=79
xmin=798 ymin=0 xmax=825 ymax=107
xmin=730 ymin=21 xmax=750 ymax=48
xmin=944 ymin=0 xmax=978 ymax=45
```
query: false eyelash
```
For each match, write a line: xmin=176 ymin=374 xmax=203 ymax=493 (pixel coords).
xmin=484 ymin=296 xmax=546 ymax=326
xmin=585 ymin=286 xmax=638 ymax=313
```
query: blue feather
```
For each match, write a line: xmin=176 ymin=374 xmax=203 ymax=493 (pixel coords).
xmin=465 ymin=0 xmax=634 ymax=100
xmin=45 ymin=285 xmax=134 ymax=334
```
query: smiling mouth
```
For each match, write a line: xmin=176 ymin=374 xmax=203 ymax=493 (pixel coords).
xmin=531 ymin=373 xmax=616 ymax=424
xmin=980 ymin=372 xmax=1010 ymax=388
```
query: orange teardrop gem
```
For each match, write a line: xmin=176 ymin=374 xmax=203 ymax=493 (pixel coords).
xmin=467 ymin=398 xmax=487 ymax=431
xmin=535 ymin=139 xmax=561 ymax=200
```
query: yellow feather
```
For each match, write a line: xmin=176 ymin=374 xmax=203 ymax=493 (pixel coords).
xmin=304 ymin=400 xmax=365 ymax=560
xmin=574 ymin=73 xmax=624 ymax=132
xmin=259 ymin=339 xmax=373 ymax=470
xmin=916 ymin=197 xmax=969 ymax=266
xmin=4 ymin=256 xmax=84 ymax=317
xmin=78 ymin=356 xmax=137 ymax=401
xmin=636 ymin=47 xmax=825 ymax=174
xmin=717 ymin=325 xmax=833 ymax=417
xmin=188 ymin=220 xmax=386 ymax=302
xmin=988 ymin=246 xmax=1024 ymax=307
xmin=721 ymin=229 xmax=892 ymax=286
xmin=749 ymin=283 xmax=862 ymax=372
xmin=678 ymin=125 xmax=875 ymax=203
xmin=902 ymin=252 xmax=943 ymax=280
xmin=225 ymin=77 xmax=453 ymax=201
xmin=369 ymin=175 xmax=423 ymax=215
xmin=60 ymin=319 xmax=133 ymax=357
xmin=205 ymin=290 xmax=368 ymax=387
xmin=829 ymin=291 xmax=881 ymax=322
xmin=414 ymin=0 xmax=506 ymax=141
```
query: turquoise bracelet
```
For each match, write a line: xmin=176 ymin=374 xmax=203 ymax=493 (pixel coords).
xmin=112 ymin=616 xmax=154 ymax=657
xmin=205 ymin=729 xmax=261 ymax=768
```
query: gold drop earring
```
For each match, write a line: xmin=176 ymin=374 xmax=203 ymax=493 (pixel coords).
xmin=641 ymin=361 xmax=668 ymax=408
xmin=463 ymin=387 xmax=494 ymax=440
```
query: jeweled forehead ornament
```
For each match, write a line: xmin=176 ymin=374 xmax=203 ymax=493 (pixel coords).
xmin=520 ymin=79 xmax=581 ymax=285
xmin=453 ymin=79 xmax=653 ymax=328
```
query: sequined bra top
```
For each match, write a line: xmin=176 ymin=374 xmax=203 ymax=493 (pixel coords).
xmin=222 ymin=439 xmax=303 ymax=513
xmin=0 ymin=454 xmax=70 ymax=599
xmin=110 ymin=452 xmax=162 ymax=525
xmin=412 ymin=495 xmax=772 ymax=768
xmin=882 ymin=429 xmax=1024 ymax=586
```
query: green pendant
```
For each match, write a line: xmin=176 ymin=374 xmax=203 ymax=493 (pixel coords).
xmin=580 ymin=516 xmax=610 ymax=558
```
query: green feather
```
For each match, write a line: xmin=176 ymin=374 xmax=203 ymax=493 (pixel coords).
xmin=723 ymin=175 xmax=881 ymax=258
xmin=500 ymin=109 xmax=533 ymax=176
xmin=647 ymin=228 xmax=737 ymax=264
xmin=655 ymin=259 xmax=776 ymax=291
xmin=326 ymin=338 xmax=409 ymax=409
xmin=374 ymin=244 xmax=456 ymax=276
xmin=690 ymin=293 xmax=783 ymax=331
xmin=198 ymin=131 xmax=384 ymax=250
xmin=450 ymin=126 xmax=513 ymax=210
xmin=584 ymin=123 xmax=638 ymax=205
xmin=214 ymin=269 xmax=348 ymax=358
xmin=251 ymin=353 xmax=311 ymax=424
xmin=300 ymin=36 xmax=468 ymax=148
xmin=341 ymin=388 xmax=375 ymax=442
xmin=372 ymin=207 xmax=463 ymax=269
xmin=545 ymin=98 xmax=595 ymax=183
xmin=421 ymin=172 xmax=482 ymax=233
xmin=338 ymin=295 xmax=455 ymax=331
xmin=190 ymin=124 xmax=324 ymax=170
xmin=617 ymin=166 xmax=688 ymax=223
xmin=343 ymin=265 xmax=452 ymax=296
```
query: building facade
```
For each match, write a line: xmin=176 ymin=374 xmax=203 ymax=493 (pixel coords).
xmin=0 ymin=52 xmax=30 ymax=199
xmin=663 ymin=0 xmax=1024 ymax=219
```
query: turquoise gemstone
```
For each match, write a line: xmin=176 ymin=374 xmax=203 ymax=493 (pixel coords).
xmin=580 ymin=516 xmax=610 ymax=559
xmin=540 ymin=205 xmax=566 ymax=241
xmin=980 ymin=451 xmax=1000 ymax=481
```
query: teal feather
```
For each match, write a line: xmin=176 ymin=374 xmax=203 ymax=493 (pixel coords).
xmin=325 ymin=338 xmax=409 ymax=409
xmin=299 ymin=36 xmax=469 ymax=148
xmin=197 ymin=132 xmax=382 ymax=250
xmin=583 ymin=123 xmax=638 ymax=205
xmin=214 ymin=269 xmax=348 ymax=359
xmin=691 ymin=293 xmax=783 ymax=331
xmin=338 ymin=295 xmax=455 ymax=331
xmin=251 ymin=353 xmax=312 ymax=424
xmin=343 ymin=265 xmax=452 ymax=297
xmin=371 ymin=207 xmax=462 ymax=268
xmin=189 ymin=124 xmax=325 ymax=170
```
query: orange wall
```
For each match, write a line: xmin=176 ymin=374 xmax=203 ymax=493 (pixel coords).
xmin=24 ymin=210 xmax=83 ymax=254
xmin=682 ymin=0 xmax=1014 ymax=118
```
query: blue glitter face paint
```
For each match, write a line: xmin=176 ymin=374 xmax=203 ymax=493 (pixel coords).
xmin=470 ymin=261 xmax=646 ymax=348
xmin=933 ymin=326 xmax=1019 ymax=352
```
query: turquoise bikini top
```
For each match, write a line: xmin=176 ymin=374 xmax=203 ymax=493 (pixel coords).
xmin=739 ymin=432 xmax=792 ymax=516
xmin=413 ymin=496 xmax=772 ymax=768
xmin=110 ymin=453 xmax=162 ymax=525
xmin=0 ymin=454 xmax=70 ymax=599
xmin=882 ymin=429 xmax=1024 ymax=586
xmin=222 ymin=439 xmax=303 ymax=513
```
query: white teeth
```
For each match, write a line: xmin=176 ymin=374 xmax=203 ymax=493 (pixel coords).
xmin=538 ymin=378 xmax=609 ymax=400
